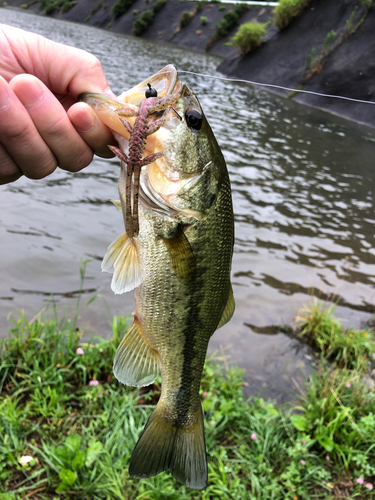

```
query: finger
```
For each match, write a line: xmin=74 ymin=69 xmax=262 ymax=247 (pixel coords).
xmin=0 ymin=142 xmax=22 ymax=184
xmin=67 ymin=102 xmax=116 ymax=159
xmin=0 ymin=76 xmax=58 ymax=180
xmin=10 ymin=74 xmax=94 ymax=173
xmin=1 ymin=24 xmax=111 ymax=97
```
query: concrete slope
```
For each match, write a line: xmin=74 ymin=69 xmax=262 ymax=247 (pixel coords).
xmin=217 ymin=0 xmax=375 ymax=127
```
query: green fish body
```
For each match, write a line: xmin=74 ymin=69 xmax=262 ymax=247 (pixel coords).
xmin=80 ymin=65 xmax=234 ymax=490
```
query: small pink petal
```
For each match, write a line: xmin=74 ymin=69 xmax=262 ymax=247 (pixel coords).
xmin=76 ymin=348 xmax=84 ymax=355
xmin=300 ymin=460 xmax=306 ymax=466
xmin=301 ymin=440 xmax=306 ymax=445
xmin=326 ymin=455 xmax=330 ymax=461
xmin=346 ymin=382 xmax=351 ymax=388
xmin=356 ymin=478 xmax=364 ymax=484
xmin=89 ymin=380 xmax=100 ymax=386
xmin=202 ymin=392 xmax=208 ymax=398
xmin=250 ymin=433 xmax=257 ymax=440
xmin=366 ymin=483 xmax=373 ymax=490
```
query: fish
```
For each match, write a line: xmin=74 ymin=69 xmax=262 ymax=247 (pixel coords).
xmin=79 ymin=65 xmax=234 ymax=490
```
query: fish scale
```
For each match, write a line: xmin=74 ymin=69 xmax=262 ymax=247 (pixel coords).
xmin=80 ymin=65 xmax=234 ymax=490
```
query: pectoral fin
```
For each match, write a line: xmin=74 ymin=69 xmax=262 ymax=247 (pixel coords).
xmin=161 ymin=227 xmax=196 ymax=283
xmin=102 ymin=231 xmax=127 ymax=273
xmin=102 ymin=233 xmax=143 ymax=294
xmin=111 ymin=238 xmax=143 ymax=294
xmin=110 ymin=200 xmax=122 ymax=212
xmin=216 ymin=286 xmax=235 ymax=330
xmin=113 ymin=320 xmax=159 ymax=387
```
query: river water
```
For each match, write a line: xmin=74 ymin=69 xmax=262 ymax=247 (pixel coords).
xmin=1 ymin=8 xmax=375 ymax=402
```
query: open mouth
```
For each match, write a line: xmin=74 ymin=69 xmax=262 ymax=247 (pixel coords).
xmin=79 ymin=65 xmax=182 ymax=155
xmin=80 ymin=66 xmax=201 ymax=228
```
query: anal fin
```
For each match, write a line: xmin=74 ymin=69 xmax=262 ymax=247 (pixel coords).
xmin=113 ymin=320 xmax=159 ymax=387
xmin=216 ymin=286 xmax=235 ymax=330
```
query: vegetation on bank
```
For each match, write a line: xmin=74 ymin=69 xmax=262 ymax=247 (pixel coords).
xmin=179 ymin=10 xmax=193 ymax=29
xmin=36 ymin=0 xmax=76 ymax=15
xmin=273 ymin=0 xmax=312 ymax=30
xmin=169 ymin=1 xmax=205 ymax=41
xmin=296 ymin=299 xmax=375 ymax=372
xmin=227 ymin=20 xmax=269 ymax=55
xmin=304 ymin=3 xmax=372 ymax=82
xmin=85 ymin=1 xmax=104 ymax=22
xmin=132 ymin=0 xmax=166 ymax=36
xmin=206 ymin=2 xmax=249 ymax=51
xmin=112 ymin=0 xmax=137 ymax=18
xmin=0 ymin=299 xmax=374 ymax=499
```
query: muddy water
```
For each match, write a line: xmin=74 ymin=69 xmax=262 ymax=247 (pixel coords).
xmin=1 ymin=8 xmax=375 ymax=402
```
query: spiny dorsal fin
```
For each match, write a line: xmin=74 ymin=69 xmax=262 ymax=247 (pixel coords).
xmin=161 ymin=227 xmax=196 ymax=283
xmin=113 ymin=320 xmax=159 ymax=387
xmin=111 ymin=238 xmax=143 ymax=294
xmin=216 ymin=286 xmax=235 ymax=330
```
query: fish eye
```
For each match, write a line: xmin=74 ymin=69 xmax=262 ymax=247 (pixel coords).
xmin=185 ymin=109 xmax=202 ymax=131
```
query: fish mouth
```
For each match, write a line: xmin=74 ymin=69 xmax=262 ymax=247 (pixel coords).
xmin=79 ymin=65 xmax=181 ymax=146
xmin=118 ymin=65 xmax=181 ymax=106
xmin=80 ymin=65 xmax=199 ymax=219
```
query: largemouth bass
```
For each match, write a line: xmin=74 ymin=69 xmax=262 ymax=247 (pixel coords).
xmin=80 ymin=65 xmax=234 ymax=490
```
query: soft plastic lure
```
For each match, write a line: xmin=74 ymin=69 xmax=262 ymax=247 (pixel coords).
xmin=109 ymin=84 xmax=180 ymax=238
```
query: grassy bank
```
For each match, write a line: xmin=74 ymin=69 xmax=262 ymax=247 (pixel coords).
xmin=0 ymin=304 xmax=375 ymax=499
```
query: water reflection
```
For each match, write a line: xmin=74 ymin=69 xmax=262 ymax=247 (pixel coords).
xmin=1 ymin=8 xmax=375 ymax=401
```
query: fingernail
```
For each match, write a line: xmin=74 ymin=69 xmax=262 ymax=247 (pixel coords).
xmin=21 ymin=78 xmax=44 ymax=108
xmin=0 ymin=78 xmax=10 ymax=110
xmin=104 ymin=86 xmax=117 ymax=99
xmin=75 ymin=112 xmax=95 ymax=133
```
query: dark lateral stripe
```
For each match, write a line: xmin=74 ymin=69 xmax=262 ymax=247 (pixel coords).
xmin=174 ymin=260 xmax=206 ymax=424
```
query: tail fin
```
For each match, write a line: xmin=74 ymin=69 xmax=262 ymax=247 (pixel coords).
xmin=129 ymin=405 xmax=207 ymax=490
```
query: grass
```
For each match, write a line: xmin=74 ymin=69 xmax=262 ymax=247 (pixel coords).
xmin=112 ymin=0 xmax=137 ymax=18
xmin=206 ymin=3 xmax=249 ymax=51
xmin=179 ymin=11 xmax=193 ymax=29
xmin=0 ymin=300 xmax=375 ymax=498
xmin=304 ymin=4 xmax=372 ymax=82
xmin=38 ymin=0 xmax=76 ymax=15
xmin=295 ymin=299 xmax=375 ymax=371
xmin=132 ymin=0 xmax=167 ymax=36
xmin=273 ymin=0 xmax=312 ymax=30
xmin=85 ymin=1 xmax=103 ymax=21
xmin=226 ymin=21 xmax=269 ymax=55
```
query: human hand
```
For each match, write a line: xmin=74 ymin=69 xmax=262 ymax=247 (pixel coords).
xmin=0 ymin=24 xmax=116 ymax=184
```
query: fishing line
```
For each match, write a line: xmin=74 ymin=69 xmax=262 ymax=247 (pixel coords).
xmin=178 ymin=69 xmax=375 ymax=106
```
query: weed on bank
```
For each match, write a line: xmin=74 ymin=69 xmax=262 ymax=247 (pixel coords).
xmin=0 ymin=307 xmax=374 ymax=499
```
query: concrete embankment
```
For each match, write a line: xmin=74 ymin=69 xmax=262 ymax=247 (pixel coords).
xmin=218 ymin=0 xmax=375 ymax=128
xmin=4 ymin=0 xmax=375 ymax=127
